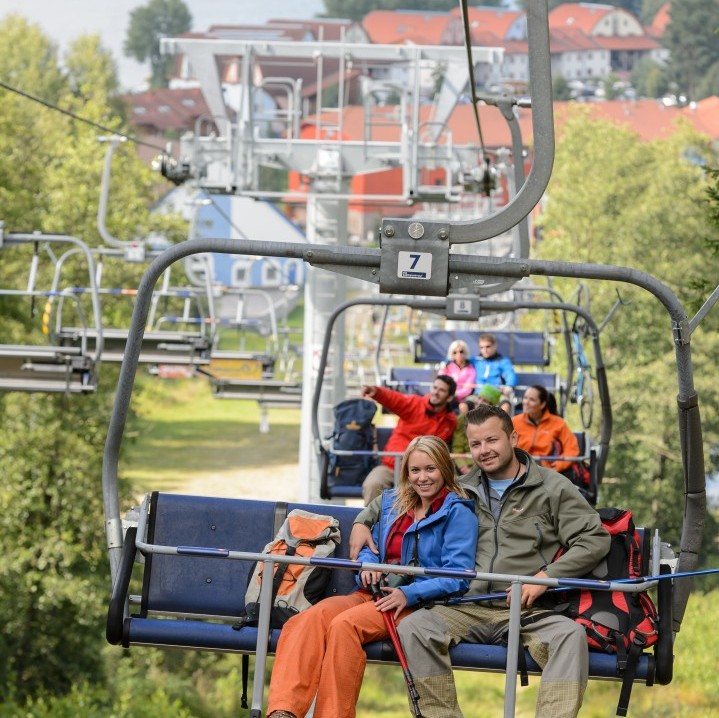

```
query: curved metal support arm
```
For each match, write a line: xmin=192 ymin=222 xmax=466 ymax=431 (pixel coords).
xmin=382 ymin=0 xmax=554 ymax=244
xmin=5 ymin=233 xmax=104 ymax=363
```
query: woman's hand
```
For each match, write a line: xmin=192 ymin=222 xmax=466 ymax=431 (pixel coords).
xmin=360 ymin=570 xmax=384 ymax=588
xmin=373 ymin=585 xmax=408 ymax=619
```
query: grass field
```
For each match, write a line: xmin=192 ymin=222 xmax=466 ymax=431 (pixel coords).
xmin=125 ymin=378 xmax=719 ymax=717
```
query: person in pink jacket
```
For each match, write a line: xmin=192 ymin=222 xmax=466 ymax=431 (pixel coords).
xmin=512 ymin=384 xmax=579 ymax=474
xmin=438 ymin=339 xmax=476 ymax=402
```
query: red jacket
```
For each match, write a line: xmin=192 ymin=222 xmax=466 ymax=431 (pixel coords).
xmin=512 ymin=410 xmax=579 ymax=473
xmin=372 ymin=387 xmax=457 ymax=469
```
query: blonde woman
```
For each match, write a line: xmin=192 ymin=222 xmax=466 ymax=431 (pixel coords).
xmin=267 ymin=436 xmax=477 ymax=718
xmin=438 ymin=339 xmax=476 ymax=401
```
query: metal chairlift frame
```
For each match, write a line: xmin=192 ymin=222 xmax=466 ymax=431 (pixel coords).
xmin=309 ymin=295 xmax=611 ymax=500
xmin=0 ymin=229 xmax=103 ymax=393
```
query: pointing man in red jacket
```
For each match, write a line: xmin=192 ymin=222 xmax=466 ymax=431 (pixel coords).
xmin=360 ymin=375 xmax=457 ymax=504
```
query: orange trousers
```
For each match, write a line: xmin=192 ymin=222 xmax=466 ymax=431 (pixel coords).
xmin=266 ymin=590 xmax=412 ymax=718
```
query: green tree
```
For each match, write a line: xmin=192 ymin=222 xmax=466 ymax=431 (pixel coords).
xmin=631 ymin=56 xmax=670 ymax=98
xmin=663 ymin=0 xmax=719 ymax=100
xmin=535 ymin=110 xmax=719 ymax=555
xmin=640 ymin=0 xmax=667 ymax=24
xmin=124 ymin=0 xmax=192 ymax=88
xmin=552 ymin=74 xmax=573 ymax=101
xmin=0 ymin=18 xmax=186 ymax=704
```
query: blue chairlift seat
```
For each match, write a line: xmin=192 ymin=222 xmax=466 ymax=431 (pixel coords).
xmin=415 ymin=330 xmax=548 ymax=366
xmin=107 ymin=492 xmax=671 ymax=703
xmin=385 ymin=366 xmax=435 ymax=396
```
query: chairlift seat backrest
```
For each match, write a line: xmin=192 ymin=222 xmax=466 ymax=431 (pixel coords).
xmin=415 ymin=330 xmax=548 ymax=366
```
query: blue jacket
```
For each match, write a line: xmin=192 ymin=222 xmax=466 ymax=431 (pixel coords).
xmin=471 ymin=353 xmax=517 ymax=387
xmin=356 ymin=489 xmax=477 ymax=606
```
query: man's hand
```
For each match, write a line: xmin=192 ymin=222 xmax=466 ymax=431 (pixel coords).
xmin=349 ymin=523 xmax=378 ymax=560
xmin=361 ymin=385 xmax=376 ymax=399
xmin=506 ymin=571 xmax=549 ymax=609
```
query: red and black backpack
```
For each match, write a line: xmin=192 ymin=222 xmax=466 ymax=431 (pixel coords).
xmin=536 ymin=507 xmax=659 ymax=716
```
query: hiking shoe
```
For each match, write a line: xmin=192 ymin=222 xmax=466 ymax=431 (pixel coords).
xmin=267 ymin=712 xmax=297 ymax=718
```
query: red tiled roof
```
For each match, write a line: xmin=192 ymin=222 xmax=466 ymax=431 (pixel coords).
xmin=683 ymin=96 xmax=719 ymax=139
xmin=362 ymin=10 xmax=449 ymax=45
xmin=550 ymin=26 xmax=604 ymax=51
xmin=125 ymin=87 xmax=211 ymax=134
xmin=548 ymin=3 xmax=616 ymax=34
xmin=646 ymin=2 xmax=671 ymax=37
xmin=449 ymin=6 xmax=525 ymax=40
xmin=593 ymin=34 xmax=660 ymax=51
xmin=302 ymin=98 xmax=719 ymax=150
xmin=268 ymin=18 xmax=358 ymax=42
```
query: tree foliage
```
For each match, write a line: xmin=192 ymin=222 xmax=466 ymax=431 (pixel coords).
xmin=663 ymin=0 xmax=719 ymax=101
xmin=0 ymin=14 xmax=185 ymax=703
xmin=536 ymin=110 xmax=719 ymax=556
xmin=123 ymin=0 xmax=192 ymax=87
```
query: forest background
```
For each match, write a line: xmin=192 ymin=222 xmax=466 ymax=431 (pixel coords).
xmin=1 ymin=6 xmax=719 ymax=717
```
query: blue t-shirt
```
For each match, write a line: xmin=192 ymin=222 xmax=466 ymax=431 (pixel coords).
xmin=488 ymin=478 xmax=514 ymax=497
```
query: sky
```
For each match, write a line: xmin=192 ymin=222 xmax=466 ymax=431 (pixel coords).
xmin=0 ymin=0 xmax=326 ymax=91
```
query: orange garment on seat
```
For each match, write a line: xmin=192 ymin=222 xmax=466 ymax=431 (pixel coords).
xmin=512 ymin=409 xmax=579 ymax=473
xmin=267 ymin=591 xmax=412 ymax=718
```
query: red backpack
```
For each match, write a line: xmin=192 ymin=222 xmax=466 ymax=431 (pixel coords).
xmin=550 ymin=507 xmax=659 ymax=716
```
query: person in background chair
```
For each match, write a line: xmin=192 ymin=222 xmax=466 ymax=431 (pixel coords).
xmin=471 ymin=333 xmax=517 ymax=406
xmin=438 ymin=339 xmax=476 ymax=402
xmin=359 ymin=376 xmax=457 ymax=505
xmin=512 ymin=384 xmax=580 ymax=475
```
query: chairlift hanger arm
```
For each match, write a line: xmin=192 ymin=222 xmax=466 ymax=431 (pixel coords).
xmin=381 ymin=0 xmax=553 ymax=245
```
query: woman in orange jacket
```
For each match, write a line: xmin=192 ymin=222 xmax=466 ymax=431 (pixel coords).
xmin=512 ymin=385 xmax=579 ymax=474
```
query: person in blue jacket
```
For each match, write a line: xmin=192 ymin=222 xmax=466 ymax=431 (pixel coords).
xmin=267 ymin=435 xmax=477 ymax=718
xmin=471 ymin=332 xmax=517 ymax=410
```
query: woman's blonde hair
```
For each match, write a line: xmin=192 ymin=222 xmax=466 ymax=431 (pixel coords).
xmin=447 ymin=339 xmax=471 ymax=361
xmin=393 ymin=435 xmax=468 ymax=517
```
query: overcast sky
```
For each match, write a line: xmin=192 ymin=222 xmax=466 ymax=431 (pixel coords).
xmin=0 ymin=0 xmax=325 ymax=91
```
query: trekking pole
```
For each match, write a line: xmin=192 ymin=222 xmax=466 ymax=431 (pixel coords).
xmin=370 ymin=583 xmax=424 ymax=718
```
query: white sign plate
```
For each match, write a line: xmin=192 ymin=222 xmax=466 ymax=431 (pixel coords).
xmin=397 ymin=251 xmax=432 ymax=280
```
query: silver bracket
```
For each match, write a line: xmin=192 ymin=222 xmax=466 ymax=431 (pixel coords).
xmin=672 ymin=318 xmax=691 ymax=346
xmin=446 ymin=294 xmax=480 ymax=320
xmin=379 ymin=219 xmax=449 ymax=296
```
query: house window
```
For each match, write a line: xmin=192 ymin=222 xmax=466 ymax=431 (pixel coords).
xmin=158 ymin=105 xmax=170 ymax=113
xmin=261 ymin=261 xmax=280 ymax=287
xmin=181 ymin=98 xmax=196 ymax=107
xmin=231 ymin=260 xmax=252 ymax=287
xmin=133 ymin=106 xmax=147 ymax=114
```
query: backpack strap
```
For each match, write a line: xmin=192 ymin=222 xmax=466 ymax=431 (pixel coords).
xmin=240 ymin=501 xmax=289 ymax=708
xmin=615 ymin=640 xmax=644 ymax=716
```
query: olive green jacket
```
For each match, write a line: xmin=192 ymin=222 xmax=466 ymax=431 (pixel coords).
xmin=355 ymin=449 xmax=610 ymax=597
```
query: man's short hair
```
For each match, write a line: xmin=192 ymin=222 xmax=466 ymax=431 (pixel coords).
xmin=479 ymin=332 xmax=497 ymax=346
xmin=435 ymin=374 xmax=457 ymax=397
xmin=465 ymin=403 xmax=514 ymax=435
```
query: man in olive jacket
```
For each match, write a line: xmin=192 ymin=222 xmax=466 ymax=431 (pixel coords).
xmin=350 ymin=404 xmax=610 ymax=718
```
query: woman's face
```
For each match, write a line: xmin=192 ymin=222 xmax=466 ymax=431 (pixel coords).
xmin=522 ymin=388 xmax=546 ymax=417
xmin=451 ymin=345 xmax=468 ymax=365
xmin=406 ymin=450 xmax=445 ymax=503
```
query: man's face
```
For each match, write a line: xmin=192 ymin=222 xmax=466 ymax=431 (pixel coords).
xmin=428 ymin=379 xmax=453 ymax=409
xmin=466 ymin=416 xmax=517 ymax=477
xmin=478 ymin=339 xmax=497 ymax=359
